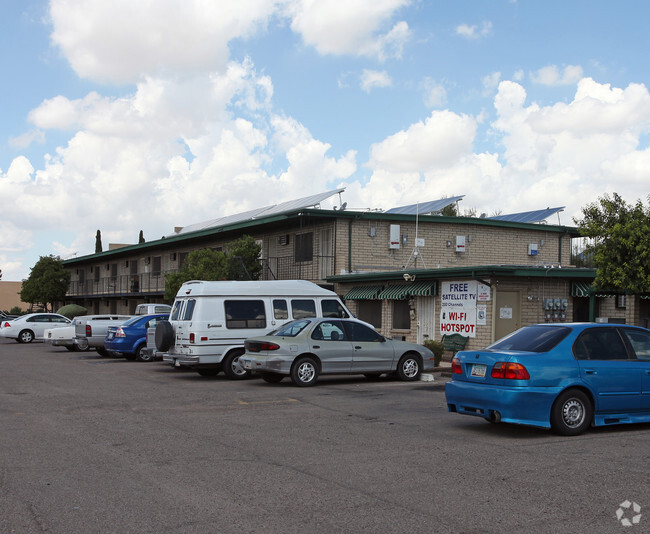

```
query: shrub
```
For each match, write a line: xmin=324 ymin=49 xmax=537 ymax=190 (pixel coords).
xmin=423 ymin=339 xmax=444 ymax=367
xmin=56 ymin=304 xmax=88 ymax=319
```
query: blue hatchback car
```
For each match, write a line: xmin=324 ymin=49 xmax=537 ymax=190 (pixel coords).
xmin=105 ymin=314 xmax=169 ymax=362
xmin=445 ymin=323 xmax=650 ymax=436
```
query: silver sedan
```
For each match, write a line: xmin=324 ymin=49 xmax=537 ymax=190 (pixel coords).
xmin=241 ymin=318 xmax=436 ymax=386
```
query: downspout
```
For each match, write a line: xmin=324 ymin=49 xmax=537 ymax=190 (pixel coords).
xmin=588 ymin=287 xmax=596 ymax=322
xmin=348 ymin=218 xmax=353 ymax=273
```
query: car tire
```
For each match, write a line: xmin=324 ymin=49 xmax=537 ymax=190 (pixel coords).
xmin=155 ymin=320 xmax=174 ymax=352
xmin=65 ymin=345 xmax=76 ymax=352
xmin=18 ymin=330 xmax=34 ymax=343
xmin=261 ymin=372 xmax=284 ymax=384
xmin=222 ymin=350 xmax=251 ymax=380
xmin=396 ymin=353 xmax=421 ymax=381
xmin=123 ymin=352 xmax=137 ymax=361
xmin=290 ymin=356 xmax=319 ymax=387
xmin=136 ymin=346 xmax=154 ymax=362
xmin=550 ymin=389 xmax=593 ymax=436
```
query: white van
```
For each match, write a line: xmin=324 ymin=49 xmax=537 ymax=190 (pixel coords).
xmin=157 ymin=280 xmax=355 ymax=378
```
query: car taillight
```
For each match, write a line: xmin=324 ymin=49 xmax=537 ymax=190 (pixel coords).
xmin=491 ymin=362 xmax=530 ymax=380
xmin=451 ymin=357 xmax=462 ymax=374
xmin=116 ymin=328 xmax=126 ymax=338
xmin=86 ymin=325 xmax=92 ymax=336
xmin=2 ymin=322 xmax=10 ymax=328
xmin=189 ymin=333 xmax=195 ymax=343
xmin=245 ymin=341 xmax=280 ymax=352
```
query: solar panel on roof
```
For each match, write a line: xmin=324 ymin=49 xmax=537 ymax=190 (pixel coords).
xmin=385 ymin=196 xmax=465 ymax=215
xmin=172 ymin=188 xmax=345 ymax=236
xmin=487 ymin=207 xmax=564 ymax=223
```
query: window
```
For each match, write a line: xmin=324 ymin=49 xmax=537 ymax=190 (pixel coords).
xmin=344 ymin=321 xmax=383 ymax=342
xmin=275 ymin=320 xmax=311 ymax=337
xmin=621 ymin=328 xmax=650 ymax=360
xmin=295 ymin=232 xmax=313 ymax=262
xmin=152 ymin=256 xmax=162 ymax=273
xmin=182 ymin=299 xmax=196 ymax=321
xmin=321 ymin=299 xmax=349 ymax=318
xmin=312 ymin=321 xmax=346 ymax=341
xmin=224 ymin=300 xmax=266 ymax=329
xmin=291 ymin=299 xmax=316 ymax=319
xmin=616 ymin=295 xmax=627 ymax=309
xmin=273 ymin=300 xmax=288 ymax=320
xmin=170 ymin=301 xmax=184 ymax=321
xmin=357 ymin=300 xmax=382 ymax=329
xmin=573 ymin=328 xmax=629 ymax=360
xmin=392 ymin=300 xmax=410 ymax=330
xmin=490 ymin=325 xmax=571 ymax=352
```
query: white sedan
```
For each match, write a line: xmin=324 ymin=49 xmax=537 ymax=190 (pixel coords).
xmin=0 ymin=313 xmax=71 ymax=343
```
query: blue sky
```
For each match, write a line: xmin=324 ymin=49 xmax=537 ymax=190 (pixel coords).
xmin=2 ymin=0 xmax=650 ymax=281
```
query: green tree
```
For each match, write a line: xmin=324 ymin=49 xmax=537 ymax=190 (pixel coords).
xmin=95 ymin=230 xmax=103 ymax=253
xmin=138 ymin=230 xmax=145 ymax=244
xmin=20 ymin=255 xmax=71 ymax=312
xmin=574 ymin=193 xmax=650 ymax=292
xmin=163 ymin=236 xmax=261 ymax=302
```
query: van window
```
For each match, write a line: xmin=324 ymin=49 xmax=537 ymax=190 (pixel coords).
xmin=321 ymin=299 xmax=349 ymax=318
xmin=273 ymin=299 xmax=289 ymax=320
xmin=225 ymin=300 xmax=267 ymax=329
xmin=291 ymin=299 xmax=316 ymax=319
xmin=170 ymin=301 xmax=184 ymax=321
xmin=182 ymin=299 xmax=196 ymax=321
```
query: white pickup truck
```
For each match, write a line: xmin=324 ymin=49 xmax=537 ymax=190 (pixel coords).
xmin=73 ymin=304 xmax=171 ymax=356
xmin=44 ymin=317 xmax=88 ymax=351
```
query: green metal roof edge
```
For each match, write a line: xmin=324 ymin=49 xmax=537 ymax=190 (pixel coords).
xmin=63 ymin=208 xmax=580 ymax=266
xmin=328 ymin=265 xmax=597 ymax=283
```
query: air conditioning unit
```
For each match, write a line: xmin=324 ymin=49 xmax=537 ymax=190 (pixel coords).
xmin=277 ymin=235 xmax=290 ymax=245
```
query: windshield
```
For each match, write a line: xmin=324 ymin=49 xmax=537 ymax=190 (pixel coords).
xmin=487 ymin=325 xmax=571 ymax=353
xmin=122 ymin=316 xmax=142 ymax=327
xmin=274 ymin=319 xmax=312 ymax=337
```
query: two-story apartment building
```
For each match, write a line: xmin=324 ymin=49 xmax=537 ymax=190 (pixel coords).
xmin=61 ymin=189 xmax=650 ymax=350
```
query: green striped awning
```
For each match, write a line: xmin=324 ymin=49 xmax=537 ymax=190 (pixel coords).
xmin=571 ymin=282 xmax=593 ymax=297
xmin=343 ymin=285 xmax=383 ymax=300
xmin=377 ymin=281 xmax=437 ymax=300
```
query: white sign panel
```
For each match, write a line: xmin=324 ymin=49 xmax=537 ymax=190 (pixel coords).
xmin=440 ymin=281 xmax=477 ymax=337
xmin=477 ymin=304 xmax=487 ymax=326
xmin=477 ymin=282 xmax=491 ymax=301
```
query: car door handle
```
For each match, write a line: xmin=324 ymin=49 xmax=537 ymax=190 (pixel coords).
xmin=354 ymin=346 xmax=362 ymax=350
xmin=584 ymin=369 xmax=597 ymax=375
xmin=312 ymin=345 xmax=320 ymax=349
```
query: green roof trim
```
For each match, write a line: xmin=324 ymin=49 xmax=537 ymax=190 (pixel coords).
xmin=377 ymin=281 xmax=436 ymax=300
xmin=343 ymin=285 xmax=383 ymax=300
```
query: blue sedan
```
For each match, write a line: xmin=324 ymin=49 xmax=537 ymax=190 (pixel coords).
xmin=444 ymin=323 xmax=650 ymax=435
xmin=105 ymin=314 xmax=169 ymax=361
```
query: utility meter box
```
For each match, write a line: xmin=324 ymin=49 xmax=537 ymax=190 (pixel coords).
xmin=389 ymin=225 xmax=401 ymax=249
xmin=528 ymin=243 xmax=539 ymax=256
xmin=456 ymin=235 xmax=466 ymax=253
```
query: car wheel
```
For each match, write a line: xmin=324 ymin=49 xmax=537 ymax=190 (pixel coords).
xmin=136 ymin=346 xmax=153 ymax=362
xmin=197 ymin=368 xmax=220 ymax=377
xmin=155 ymin=320 xmax=174 ymax=352
xmin=18 ymin=330 xmax=34 ymax=343
xmin=96 ymin=347 xmax=109 ymax=357
xmin=290 ymin=356 xmax=319 ymax=387
xmin=222 ymin=350 xmax=251 ymax=380
xmin=550 ymin=389 xmax=592 ymax=436
xmin=261 ymin=372 xmax=284 ymax=383
xmin=396 ymin=353 xmax=421 ymax=381
xmin=123 ymin=352 xmax=137 ymax=361
xmin=65 ymin=345 xmax=76 ymax=352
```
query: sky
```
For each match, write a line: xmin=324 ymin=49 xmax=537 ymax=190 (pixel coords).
xmin=2 ymin=0 xmax=650 ymax=281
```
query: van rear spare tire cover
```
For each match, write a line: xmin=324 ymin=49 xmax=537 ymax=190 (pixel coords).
xmin=155 ymin=320 xmax=174 ymax=352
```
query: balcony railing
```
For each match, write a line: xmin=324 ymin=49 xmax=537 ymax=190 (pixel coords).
xmin=66 ymin=255 xmax=336 ymax=297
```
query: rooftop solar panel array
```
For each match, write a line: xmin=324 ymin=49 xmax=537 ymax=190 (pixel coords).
xmin=486 ymin=207 xmax=564 ymax=223
xmin=385 ymin=195 xmax=465 ymax=215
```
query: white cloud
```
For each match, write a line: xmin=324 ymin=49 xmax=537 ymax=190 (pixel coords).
xmin=360 ymin=70 xmax=392 ymax=92
xmin=530 ymin=64 xmax=584 ymax=86
xmin=456 ymin=21 xmax=493 ymax=40
xmin=422 ymin=78 xmax=447 ymax=107
xmin=49 ymin=0 xmax=276 ymax=84
xmin=287 ymin=0 xmax=411 ymax=60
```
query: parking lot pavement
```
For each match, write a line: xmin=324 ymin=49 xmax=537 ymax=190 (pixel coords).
xmin=1 ymin=338 xmax=648 ymax=533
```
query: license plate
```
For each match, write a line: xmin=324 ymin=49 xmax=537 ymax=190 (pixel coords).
xmin=470 ymin=364 xmax=487 ymax=378
xmin=244 ymin=361 xmax=252 ymax=369
xmin=107 ymin=334 xmax=114 ymax=340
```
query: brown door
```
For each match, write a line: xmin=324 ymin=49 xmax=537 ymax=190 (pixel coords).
xmin=494 ymin=290 xmax=521 ymax=340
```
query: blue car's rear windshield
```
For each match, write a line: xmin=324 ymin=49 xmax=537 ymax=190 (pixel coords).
xmin=487 ymin=325 xmax=571 ymax=353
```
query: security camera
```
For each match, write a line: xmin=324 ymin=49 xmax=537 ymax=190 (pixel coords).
xmin=403 ymin=273 xmax=410 ymax=280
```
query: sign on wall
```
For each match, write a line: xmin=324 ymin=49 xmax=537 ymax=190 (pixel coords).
xmin=440 ymin=280 xmax=480 ymax=337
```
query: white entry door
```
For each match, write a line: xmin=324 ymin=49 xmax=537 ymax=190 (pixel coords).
xmin=416 ymin=296 xmax=435 ymax=344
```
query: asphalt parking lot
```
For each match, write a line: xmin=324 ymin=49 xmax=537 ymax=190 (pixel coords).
xmin=1 ymin=337 xmax=648 ymax=534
